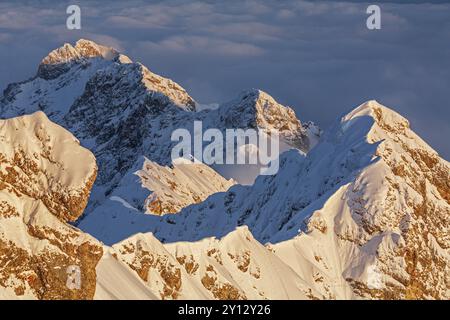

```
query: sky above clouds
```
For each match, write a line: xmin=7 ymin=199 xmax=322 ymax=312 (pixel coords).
xmin=0 ymin=0 xmax=449 ymax=159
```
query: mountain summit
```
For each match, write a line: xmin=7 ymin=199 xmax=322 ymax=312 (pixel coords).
xmin=219 ymin=89 xmax=312 ymax=150
xmin=37 ymin=39 xmax=126 ymax=80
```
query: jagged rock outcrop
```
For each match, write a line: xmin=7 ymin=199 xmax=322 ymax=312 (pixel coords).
xmin=219 ymin=89 xmax=310 ymax=150
xmin=0 ymin=112 xmax=102 ymax=299
xmin=138 ymin=158 xmax=235 ymax=215
xmin=109 ymin=226 xmax=312 ymax=299
xmin=37 ymin=39 xmax=124 ymax=80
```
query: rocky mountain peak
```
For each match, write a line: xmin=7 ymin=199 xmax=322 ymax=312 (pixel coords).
xmin=220 ymin=89 xmax=310 ymax=150
xmin=40 ymin=39 xmax=118 ymax=66
xmin=343 ymin=100 xmax=410 ymax=134
xmin=74 ymin=39 xmax=118 ymax=60
xmin=139 ymin=64 xmax=197 ymax=111
xmin=123 ymin=100 xmax=447 ymax=299
xmin=37 ymin=39 xmax=126 ymax=80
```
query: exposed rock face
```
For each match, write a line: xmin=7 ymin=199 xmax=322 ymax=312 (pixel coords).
xmin=110 ymin=227 xmax=311 ymax=300
xmin=265 ymin=103 xmax=450 ymax=299
xmin=37 ymin=39 xmax=122 ymax=80
xmin=219 ymin=89 xmax=310 ymax=150
xmin=138 ymin=158 xmax=235 ymax=215
xmin=0 ymin=112 xmax=102 ymax=299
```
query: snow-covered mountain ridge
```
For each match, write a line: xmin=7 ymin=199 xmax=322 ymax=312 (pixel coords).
xmin=108 ymin=226 xmax=314 ymax=299
xmin=0 ymin=40 xmax=448 ymax=300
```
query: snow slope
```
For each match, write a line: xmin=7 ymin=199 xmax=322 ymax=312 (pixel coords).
xmin=1 ymin=40 xmax=122 ymax=122
xmin=94 ymin=250 xmax=158 ymax=300
xmin=109 ymin=226 xmax=312 ymax=299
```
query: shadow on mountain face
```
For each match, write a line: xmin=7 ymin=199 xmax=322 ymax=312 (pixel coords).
xmin=79 ymin=115 xmax=381 ymax=246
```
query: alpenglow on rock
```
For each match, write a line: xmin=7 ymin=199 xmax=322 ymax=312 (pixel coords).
xmin=0 ymin=112 xmax=102 ymax=299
